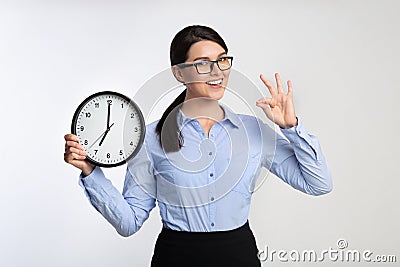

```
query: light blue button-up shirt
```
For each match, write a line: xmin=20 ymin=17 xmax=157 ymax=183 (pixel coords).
xmin=79 ymin=103 xmax=332 ymax=237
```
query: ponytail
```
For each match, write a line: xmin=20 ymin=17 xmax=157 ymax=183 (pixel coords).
xmin=155 ymin=89 xmax=186 ymax=152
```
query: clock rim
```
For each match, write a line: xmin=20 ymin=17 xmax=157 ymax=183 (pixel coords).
xmin=71 ymin=90 xmax=146 ymax=168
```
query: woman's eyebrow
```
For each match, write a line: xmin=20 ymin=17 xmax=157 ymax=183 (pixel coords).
xmin=193 ymin=52 xmax=227 ymax=61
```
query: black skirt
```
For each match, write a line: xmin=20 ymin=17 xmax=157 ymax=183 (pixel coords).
xmin=151 ymin=220 xmax=261 ymax=267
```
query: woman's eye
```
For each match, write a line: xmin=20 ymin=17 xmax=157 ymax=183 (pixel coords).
xmin=197 ymin=61 xmax=209 ymax=66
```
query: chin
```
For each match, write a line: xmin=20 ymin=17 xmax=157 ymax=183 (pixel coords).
xmin=208 ymin=90 xmax=225 ymax=101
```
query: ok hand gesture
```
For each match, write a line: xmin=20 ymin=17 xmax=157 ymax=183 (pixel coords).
xmin=256 ymin=73 xmax=298 ymax=129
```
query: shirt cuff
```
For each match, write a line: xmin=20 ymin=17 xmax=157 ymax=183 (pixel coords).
xmin=78 ymin=166 xmax=104 ymax=190
xmin=279 ymin=117 xmax=320 ymax=160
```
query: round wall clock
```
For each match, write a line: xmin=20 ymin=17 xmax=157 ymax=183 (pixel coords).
xmin=71 ymin=91 xmax=146 ymax=167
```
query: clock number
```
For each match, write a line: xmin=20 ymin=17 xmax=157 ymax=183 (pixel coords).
xmin=107 ymin=100 xmax=112 ymax=105
xmin=119 ymin=150 xmax=123 ymax=156
xmin=80 ymin=126 xmax=84 ymax=131
xmin=94 ymin=150 xmax=98 ymax=155
xmin=85 ymin=112 xmax=91 ymax=118
xmin=84 ymin=140 xmax=88 ymax=145
xmin=130 ymin=141 xmax=133 ymax=146
xmin=121 ymin=103 xmax=124 ymax=108
xmin=107 ymin=153 xmax=110 ymax=159
xmin=131 ymin=113 xmax=135 ymax=118
xmin=134 ymin=127 xmax=138 ymax=132
xmin=95 ymin=103 xmax=99 ymax=108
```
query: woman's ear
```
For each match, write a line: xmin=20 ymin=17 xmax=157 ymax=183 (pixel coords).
xmin=171 ymin=65 xmax=185 ymax=83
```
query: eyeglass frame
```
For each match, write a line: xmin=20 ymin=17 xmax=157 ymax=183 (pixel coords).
xmin=177 ymin=56 xmax=234 ymax=74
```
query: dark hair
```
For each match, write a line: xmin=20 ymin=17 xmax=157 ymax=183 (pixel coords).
xmin=155 ymin=25 xmax=228 ymax=152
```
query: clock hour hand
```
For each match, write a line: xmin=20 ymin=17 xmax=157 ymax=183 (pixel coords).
xmin=99 ymin=122 xmax=114 ymax=146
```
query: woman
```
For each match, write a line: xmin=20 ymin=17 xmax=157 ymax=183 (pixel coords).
xmin=64 ymin=25 xmax=332 ymax=267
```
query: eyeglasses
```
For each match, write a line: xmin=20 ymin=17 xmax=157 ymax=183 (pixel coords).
xmin=179 ymin=56 xmax=233 ymax=74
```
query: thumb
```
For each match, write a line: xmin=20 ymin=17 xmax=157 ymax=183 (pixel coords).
xmin=256 ymin=97 xmax=274 ymax=107
xmin=255 ymin=100 xmax=273 ymax=120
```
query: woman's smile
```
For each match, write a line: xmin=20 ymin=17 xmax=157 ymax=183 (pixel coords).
xmin=206 ymin=78 xmax=224 ymax=88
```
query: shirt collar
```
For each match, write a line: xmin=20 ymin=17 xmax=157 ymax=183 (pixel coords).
xmin=177 ymin=102 xmax=241 ymax=129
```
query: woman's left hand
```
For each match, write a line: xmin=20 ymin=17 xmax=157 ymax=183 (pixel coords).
xmin=256 ymin=73 xmax=298 ymax=129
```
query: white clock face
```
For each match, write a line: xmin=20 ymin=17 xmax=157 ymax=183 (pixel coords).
xmin=72 ymin=92 xmax=145 ymax=167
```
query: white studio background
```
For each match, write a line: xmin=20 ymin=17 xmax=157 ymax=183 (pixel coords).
xmin=1 ymin=0 xmax=399 ymax=266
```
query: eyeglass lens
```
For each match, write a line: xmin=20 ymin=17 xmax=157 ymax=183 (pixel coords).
xmin=196 ymin=57 xmax=232 ymax=74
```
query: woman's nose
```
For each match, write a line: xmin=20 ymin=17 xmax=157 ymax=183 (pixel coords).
xmin=210 ymin=62 xmax=222 ymax=76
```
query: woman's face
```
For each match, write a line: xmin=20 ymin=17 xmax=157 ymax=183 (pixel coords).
xmin=178 ymin=40 xmax=231 ymax=101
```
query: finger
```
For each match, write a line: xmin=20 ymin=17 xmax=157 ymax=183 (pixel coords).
xmin=275 ymin=73 xmax=284 ymax=94
xmin=64 ymin=134 xmax=79 ymax=142
xmin=287 ymin=80 xmax=293 ymax=96
xmin=64 ymin=152 xmax=86 ymax=162
xmin=65 ymin=140 xmax=85 ymax=150
xmin=67 ymin=146 xmax=87 ymax=156
xmin=260 ymin=74 xmax=277 ymax=97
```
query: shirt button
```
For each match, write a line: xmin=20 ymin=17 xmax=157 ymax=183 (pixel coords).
xmin=208 ymin=152 xmax=212 ymax=156
xmin=211 ymin=197 xmax=214 ymax=201
xmin=209 ymin=173 xmax=214 ymax=177
xmin=211 ymin=222 xmax=215 ymax=227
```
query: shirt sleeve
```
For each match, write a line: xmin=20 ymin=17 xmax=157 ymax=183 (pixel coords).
xmin=78 ymin=141 xmax=157 ymax=237
xmin=262 ymin=118 xmax=333 ymax=196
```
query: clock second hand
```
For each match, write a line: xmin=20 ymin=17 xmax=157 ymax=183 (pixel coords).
xmin=88 ymin=131 xmax=106 ymax=150
xmin=89 ymin=123 xmax=115 ymax=149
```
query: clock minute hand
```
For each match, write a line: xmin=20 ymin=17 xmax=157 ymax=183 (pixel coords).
xmin=99 ymin=122 xmax=114 ymax=146
xmin=107 ymin=102 xmax=111 ymax=128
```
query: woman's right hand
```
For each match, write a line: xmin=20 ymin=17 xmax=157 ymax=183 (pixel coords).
xmin=64 ymin=134 xmax=95 ymax=176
